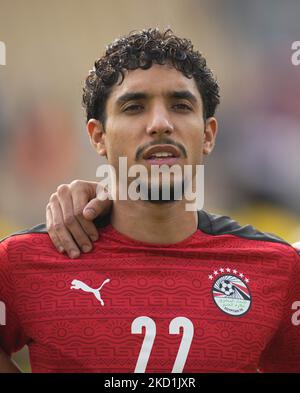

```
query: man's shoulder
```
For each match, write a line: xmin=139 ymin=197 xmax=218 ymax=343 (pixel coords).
xmin=198 ymin=210 xmax=289 ymax=245
xmin=0 ymin=223 xmax=49 ymax=260
xmin=198 ymin=211 xmax=300 ymax=273
xmin=1 ymin=223 xmax=48 ymax=242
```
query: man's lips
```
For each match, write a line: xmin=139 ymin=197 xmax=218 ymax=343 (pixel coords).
xmin=142 ymin=144 xmax=181 ymax=160
xmin=145 ymin=157 xmax=180 ymax=165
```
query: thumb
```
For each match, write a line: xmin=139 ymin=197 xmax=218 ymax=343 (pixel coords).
xmin=83 ymin=196 xmax=112 ymax=220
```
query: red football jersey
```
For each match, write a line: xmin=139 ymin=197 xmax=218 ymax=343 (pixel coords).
xmin=0 ymin=211 xmax=300 ymax=373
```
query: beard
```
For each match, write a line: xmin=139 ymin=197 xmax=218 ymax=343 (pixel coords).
xmin=139 ymin=180 xmax=185 ymax=204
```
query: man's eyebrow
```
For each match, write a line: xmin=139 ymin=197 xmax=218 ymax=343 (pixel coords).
xmin=116 ymin=92 xmax=147 ymax=105
xmin=115 ymin=90 xmax=198 ymax=106
xmin=169 ymin=90 xmax=198 ymax=104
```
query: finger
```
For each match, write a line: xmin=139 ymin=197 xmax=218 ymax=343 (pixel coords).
xmin=83 ymin=196 xmax=112 ymax=221
xmin=70 ymin=180 xmax=101 ymax=220
xmin=50 ymin=196 xmax=81 ymax=259
xmin=72 ymin=187 xmax=99 ymax=242
xmin=46 ymin=205 xmax=64 ymax=254
xmin=57 ymin=185 xmax=93 ymax=253
xmin=76 ymin=215 xmax=99 ymax=242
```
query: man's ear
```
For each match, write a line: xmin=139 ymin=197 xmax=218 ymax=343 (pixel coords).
xmin=87 ymin=119 xmax=107 ymax=157
xmin=203 ymin=117 xmax=218 ymax=155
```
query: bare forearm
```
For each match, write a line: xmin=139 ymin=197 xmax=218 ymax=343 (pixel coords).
xmin=0 ymin=347 xmax=21 ymax=373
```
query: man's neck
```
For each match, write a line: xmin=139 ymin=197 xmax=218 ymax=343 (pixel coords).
xmin=110 ymin=199 xmax=198 ymax=244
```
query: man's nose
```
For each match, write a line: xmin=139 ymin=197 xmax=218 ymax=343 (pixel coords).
xmin=146 ymin=105 xmax=174 ymax=137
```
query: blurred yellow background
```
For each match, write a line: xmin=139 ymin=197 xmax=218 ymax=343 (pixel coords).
xmin=1 ymin=0 xmax=300 ymax=372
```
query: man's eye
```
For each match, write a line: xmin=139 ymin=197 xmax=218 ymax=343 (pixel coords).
xmin=123 ymin=104 xmax=144 ymax=112
xmin=173 ymin=103 xmax=192 ymax=111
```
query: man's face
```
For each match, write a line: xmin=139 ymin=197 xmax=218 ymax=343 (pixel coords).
xmin=88 ymin=63 xmax=217 ymax=199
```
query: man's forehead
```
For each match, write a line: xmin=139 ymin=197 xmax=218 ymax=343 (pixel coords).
xmin=108 ymin=64 xmax=201 ymax=102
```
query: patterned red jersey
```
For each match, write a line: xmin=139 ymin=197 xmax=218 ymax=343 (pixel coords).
xmin=0 ymin=210 xmax=300 ymax=373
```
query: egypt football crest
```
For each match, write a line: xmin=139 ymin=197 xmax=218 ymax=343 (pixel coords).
xmin=208 ymin=268 xmax=252 ymax=317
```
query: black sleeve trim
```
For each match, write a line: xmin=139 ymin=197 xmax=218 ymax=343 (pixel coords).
xmin=197 ymin=210 xmax=290 ymax=246
xmin=0 ymin=223 xmax=48 ymax=242
xmin=0 ymin=214 xmax=112 ymax=243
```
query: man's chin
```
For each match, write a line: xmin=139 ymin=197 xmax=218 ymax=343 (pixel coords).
xmin=141 ymin=182 xmax=185 ymax=203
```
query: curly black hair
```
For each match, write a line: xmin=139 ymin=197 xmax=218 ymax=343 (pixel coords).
xmin=83 ymin=28 xmax=220 ymax=124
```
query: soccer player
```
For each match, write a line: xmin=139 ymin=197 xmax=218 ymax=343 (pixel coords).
xmin=1 ymin=28 xmax=300 ymax=373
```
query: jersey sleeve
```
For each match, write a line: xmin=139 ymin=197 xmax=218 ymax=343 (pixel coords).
xmin=258 ymin=249 xmax=300 ymax=372
xmin=0 ymin=240 xmax=30 ymax=355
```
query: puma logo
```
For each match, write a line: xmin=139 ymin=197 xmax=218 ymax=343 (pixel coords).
xmin=70 ymin=278 xmax=110 ymax=306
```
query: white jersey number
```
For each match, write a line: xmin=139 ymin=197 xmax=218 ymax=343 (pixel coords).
xmin=131 ymin=316 xmax=194 ymax=373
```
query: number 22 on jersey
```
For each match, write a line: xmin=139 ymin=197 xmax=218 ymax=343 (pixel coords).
xmin=131 ymin=316 xmax=194 ymax=373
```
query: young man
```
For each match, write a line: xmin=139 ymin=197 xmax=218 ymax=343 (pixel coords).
xmin=1 ymin=28 xmax=300 ymax=373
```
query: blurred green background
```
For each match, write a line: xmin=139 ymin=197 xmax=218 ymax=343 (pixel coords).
xmin=1 ymin=0 xmax=300 ymax=372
